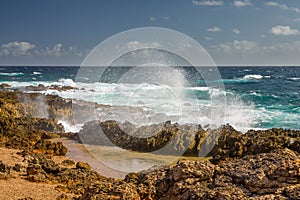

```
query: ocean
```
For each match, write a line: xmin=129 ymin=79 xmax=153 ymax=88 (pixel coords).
xmin=0 ymin=66 xmax=299 ymax=132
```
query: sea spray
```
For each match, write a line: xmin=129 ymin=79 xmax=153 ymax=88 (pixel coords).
xmin=17 ymin=93 xmax=49 ymax=118
xmin=58 ymin=120 xmax=83 ymax=133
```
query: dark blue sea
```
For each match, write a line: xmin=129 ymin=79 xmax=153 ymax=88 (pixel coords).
xmin=0 ymin=66 xmax=299 ymax=131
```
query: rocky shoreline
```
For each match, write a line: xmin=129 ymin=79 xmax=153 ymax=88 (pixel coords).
xmin=0 ymin=89 xmax=300 ymax=199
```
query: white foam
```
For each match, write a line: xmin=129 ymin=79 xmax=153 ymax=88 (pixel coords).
xmin=0 ymin=72 xmax=24 ymax=76
xmin=33 ymin=72 xmax=42 ymax=75
xmin=1 ymin=79 xmax=260 ymax=132
xmin=288 ymin=77 xmax=300 ymax=81
xmin=58 ymin=120 xmax=83 ymax=133
xmin=57 ymin=78 xmax=76 ymax=87
xmin=243 ymin=74 xmax=263 ymax=80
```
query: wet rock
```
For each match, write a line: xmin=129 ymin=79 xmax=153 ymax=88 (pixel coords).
xmin=0 ymin=83 xmax=10 ymax=89
xmin=25 ymin=84 xmax=47 ymax=91
xmin=49 ymin=85 xmax=78 ymax=91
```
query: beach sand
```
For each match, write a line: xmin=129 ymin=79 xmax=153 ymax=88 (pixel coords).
xmin=0 ymin=147 xmax=77 ymax=200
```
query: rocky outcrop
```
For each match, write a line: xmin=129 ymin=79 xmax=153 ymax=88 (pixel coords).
xmin=79 ymin=120 xmax=205 ymax=156
xmin=25 ymin=84 xmax=77 ymax=92
xmin=0 ymin=83 xmax=10 ymax=89
xmin=0 ymin=160 xmax=12 ymax=179
xmin=79 ymin=120 xmax=300 ymax=160
xmin=1 ymin=90 xmax=300 ymax=199
xmin=210 ymin=127 xmax=300 ymax=163
xmin=0 ymin=91 xmax=67 ymax=155
xmin=79 ymin=148 xmax=300 ymax=200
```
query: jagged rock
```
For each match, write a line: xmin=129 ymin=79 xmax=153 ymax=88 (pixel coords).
xmin=79 ymin=120 xmax=204 ymax=156
xmin=0 ymin=83 xmax=10 ymax=89
xmin=0 ymin=160 xmax=12 ymax=179
xmin=56 ymin=194 xmax=71 ymax=200
xmin=112 ymin=148 xmax=300 ymax=200
xmin=13 ymin=162 xmax=27 ymax=172
xmin=61 ymin=159 xmax=75 ymax=167
xmin=0 ymin=160 xmax=11 ymax=173
xmin=210 ymin=127 xmax=300 ymax=163
xmin=33 ymin=140 xmax=67 ymax=156
xmin=76 ymin=161 xmax=91 ymax=171
xmin=0 ymin=91 xmax=68 ymax=155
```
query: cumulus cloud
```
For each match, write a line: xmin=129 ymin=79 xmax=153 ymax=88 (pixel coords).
xmin=265 ymin=1 xmax=300 ymax=14
xmin=270 ymin=25 xmax=300 ymax=36
xmin=1 ymin=41 xmax=35 ymax=56
xmin=149 ymin=16 xmax=169 ymax=22
xmin=192 ymin=0 xmax=223 ymax=6
xmin=125 ymin=40 xmax=161 ymax=51
xmin=210 ymin=39 xmax=300 ymax=65
xmin=233 ymin=28 xmax=240 ymax=35
xmin=205 ymin=36 xmax=213 ymax=41
xmin=233 ymin=0 xmax=251 ymax=8
xmin=215 ymin=40 xmax=257 ymax=52
xmin=0 ymin=41 xmax=86 ymax=59
xmin=149 ymin=16 xmax=156 ymax=21
xmin=207 ymin=26 xmax=221 ymax=32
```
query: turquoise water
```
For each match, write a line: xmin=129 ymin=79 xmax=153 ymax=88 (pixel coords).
xmin=0 ymin=66 xmax=299 ymax=130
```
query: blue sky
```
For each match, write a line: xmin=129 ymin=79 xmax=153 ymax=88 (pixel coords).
xmin=1 ymin=0 xmax=300 ymax=66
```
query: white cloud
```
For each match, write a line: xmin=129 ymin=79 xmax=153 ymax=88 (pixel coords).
xmin=207 ymin=26 xmax=221 ymax=32
xmin=233 ymin=40 xmax=256 ymax=50
xmin=149 ymin=16 xmax=156 ymax=21
xmin=212 ymin=40 xmax=257 ymax=56
xmin=215 ymin=40 xmax=257 ymax=52
xmin=125 ymin=40 xmax=161 ymax=51
xmin=39 ymin=43 xmax=63 ymax=57
xmin=265 ymin=2 xmax=288 ymax=10
xmin=291 ymin=7 xmax=300 ymax=14
xmin=233 ymin=28 xmax=240 ymax=35
xmin=210 ymin=40 xmax=300 ymax=65
xmin=270 ymin=25 xmax=300 ymax=36
xmin=192 ymin=0 xmax=223 ymax=6
xmin=233 ymin=0 xmax=251 ymax=8
xmin=265 ymin=1 xmax=300 ymax=14
xmin=205 ymin=36 xmax=213 ymax=41
xmin=1 ymin=41 xmax=35 ymax=56
xmin=260 ymin=34 xmax=266 ymax=38
xmin=0 ymin=41 xmax=85 ymax=58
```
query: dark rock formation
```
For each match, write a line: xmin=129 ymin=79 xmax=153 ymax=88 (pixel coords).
xmin=79 ymin=120 xmax=300 ymax=160
xmin=79 ymin=148 xmax=300 ymax=200
xmin=79 ymin=120 xmax=205 ymax=156
xmin=1 ymin=90 xmax=300 ymax=199
xmin=0 ymin=91 xmax=67 ymax=155
xmin=210 ymin=127 xmax=300 ymax=163
xmin=0 ymin=83 xmax=10 ymax=89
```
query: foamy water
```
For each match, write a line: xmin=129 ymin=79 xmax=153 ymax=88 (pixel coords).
xmin=1 ymin=66 xmax=299 ymax=131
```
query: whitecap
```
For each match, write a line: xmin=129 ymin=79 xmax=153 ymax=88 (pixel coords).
xmin=288 ymin=77 xmax=300 ymax=81
xmin=58 ymin=120 xmax=83 ymax=133
xmin=0 ymin=72 xmax=24 ymax=76
xmin=33 ymin=71 xmax=42 ymax=75
xmin=242 ymin=74 xmax=263 ymax=80
xmin=57 ymin=78 xmax=76 ymax=86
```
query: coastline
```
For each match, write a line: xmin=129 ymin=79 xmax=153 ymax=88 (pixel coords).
xmin=0 ymin=88 xmax=300 ymax=199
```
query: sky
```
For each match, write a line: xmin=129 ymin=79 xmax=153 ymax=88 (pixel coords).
xmin=1 ymin=0 xmax=300 ymax=66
